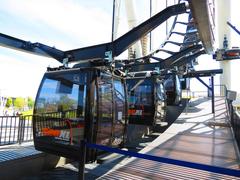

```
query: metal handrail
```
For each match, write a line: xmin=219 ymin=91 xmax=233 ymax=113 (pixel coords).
xmin=0 ymin=115 xmax=33 ymax=146
xmin=187 ymin=84 xmax=227 ymax=98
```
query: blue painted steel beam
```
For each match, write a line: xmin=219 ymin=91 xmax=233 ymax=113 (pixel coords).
xmin=0 ymin=33 xmax=64 ymax=62
xmin=122 ymin=45 xmax=203 ymax=72
xmin=195 ymin=76 xmax=212 ymax=90
xmin=183 ymin=69 xmax=223 ymax=78
xmin=227 ymin=21 xmax=240 ymax=36
xmin=195 ymin=76 xmax=215 ymax=113
xmin=211 ymin=76 xmax=215 ymax=113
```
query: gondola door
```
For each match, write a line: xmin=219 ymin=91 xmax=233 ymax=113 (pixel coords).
xmin=96 ymin=72 xmax=113 ymax=146
xmin=112 ymin=78 xmax=127 ymax=147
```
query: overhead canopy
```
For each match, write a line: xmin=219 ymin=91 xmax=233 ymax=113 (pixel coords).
xmin=189 ymin=0 xmax=215 ymax=54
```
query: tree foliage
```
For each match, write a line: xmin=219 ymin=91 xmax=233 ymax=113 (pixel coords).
xmin=5 ymin=97 xmax=12 ymax=108
xmin=14 ymin=97 xmax=25 ymax=110
xmin=59 ymin=95 xmax=76 ymax=111
xmin=27 ymin=97 xmax=34 ymax=109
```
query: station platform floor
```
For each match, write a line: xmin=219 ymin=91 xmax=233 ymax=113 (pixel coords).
xmin=0 ymin=142 xmax=62 ymax=180
xmin=96 ymin=97 xmax=240 ymax=179
xmin=11 ymin=97 xmax=240 ymax=179
xmin=0 ymin=142 xmax=41 ymax=180
xmin=0 ymin=142 xmax=39 ymax=162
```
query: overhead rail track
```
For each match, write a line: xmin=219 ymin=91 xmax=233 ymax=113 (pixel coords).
xmin=188 ymin=0 xmax=215 ymax=54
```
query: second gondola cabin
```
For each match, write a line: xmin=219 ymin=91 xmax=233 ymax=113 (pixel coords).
xmin=127 ymin=76 xmax=166 ymax=126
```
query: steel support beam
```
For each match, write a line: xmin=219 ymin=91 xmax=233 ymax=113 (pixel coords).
xmin=124 ymin=45 xmax=203 ymax=72
xmin=227 ymin=21 xmax=240 ymax=36
xmin=169 ymin=50 xmax=205 ymax=67
xmin=0 ymin=33 xmax=65 ymax=62
xmin=195 ymin=76 xmax=211 ymax=90
xmin=183 ymin=69 xmax=223 ymax=78
xmin=183 ymin=69 xmax=223 ymax=114
xmin=194 ymin=76 xmax=215 ymax=114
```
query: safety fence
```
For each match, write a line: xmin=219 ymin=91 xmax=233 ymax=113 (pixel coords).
xmin=228 ymin=98 xmax=240 ymax=151
xmin=220 ymin=86 xmax=240 ymax=151
xmin=187 ymin=84 xmax=227 ymax=98
xmin=78 ymin=141 xmax=240 ymax=179
xmin=231 ymin=110 xmax=240 ymax=149
xmin=0 ymin=115 xmax=33 ymax=145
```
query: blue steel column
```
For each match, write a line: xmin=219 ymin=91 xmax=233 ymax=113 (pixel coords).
xmin=211 ymin=76 xmax=215 ymax=114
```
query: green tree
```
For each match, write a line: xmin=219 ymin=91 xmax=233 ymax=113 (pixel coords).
xmin=5 ymin=97 xmax=12 ymax=108
xmin=59 ymin=95 xmax=76 ymax=111
xmin=14 ymin=97 xmax=25 ymax=110
xmin=27 ymin=97 xmax=34 ymax=109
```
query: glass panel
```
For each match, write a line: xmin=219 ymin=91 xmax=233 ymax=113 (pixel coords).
xmin=34 ymin=71 xmax=87 ymax=146
xmin=155 ymin=80 xmax=166 ymax=122
xmin=112 ymin=79 xmax=126 ymax=146
xmin=129 ymin=80 xmax=153 ymax=114
xmin=164 ymin=75 xmax=175 ymax=91
xmin=127 ymin=79 xmax=154 ymax=125
xmin=96 ymin=73 xmax=113 ymax=145
xmin=156 ymin=80 xmax=165 ymax=101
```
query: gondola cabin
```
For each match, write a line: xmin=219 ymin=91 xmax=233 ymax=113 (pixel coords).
xmin=127 ymin=77 xmax=166 ymax=126
xmin=33 ymin=67 xmax=127 ymax=161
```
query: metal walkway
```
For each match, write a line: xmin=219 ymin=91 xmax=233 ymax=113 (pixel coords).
xmin=97 ymin=97 xmax=240 ymax=179
xmin=0 ymin=142 xmax=40 ymax=163
xmin=0 ymin=143 xmax=63 ymax=180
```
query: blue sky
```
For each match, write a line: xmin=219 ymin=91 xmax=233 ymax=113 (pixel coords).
xmin=0 ymin=0 xmax=240 ymax=98
xmin=0 ymin=0 xmax=114 ymax=98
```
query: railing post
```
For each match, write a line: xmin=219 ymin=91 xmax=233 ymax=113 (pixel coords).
xmin=230 ymin=102 xmax=234 ymax=123
xmin=0 ymin=117 xmax=3 ymax=145
xmin=17 ymin=115 xmax=25 ymax=144
xmin=17 ymin=116 xmax=22 ymax=144
xmin=79 ymin=140 xmax=87 ymax=180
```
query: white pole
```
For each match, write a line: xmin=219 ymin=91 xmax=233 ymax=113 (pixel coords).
xmin=112 ymin=0 xmax=121 ymax=41
xmin=216 ymin=0 xmax=232 ymax=90
xmin=124 ymin=0 xmax=142 ymax=58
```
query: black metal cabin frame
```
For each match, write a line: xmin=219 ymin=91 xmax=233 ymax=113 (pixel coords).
xmin=33 ymin=67 xmax=128 ymax=160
